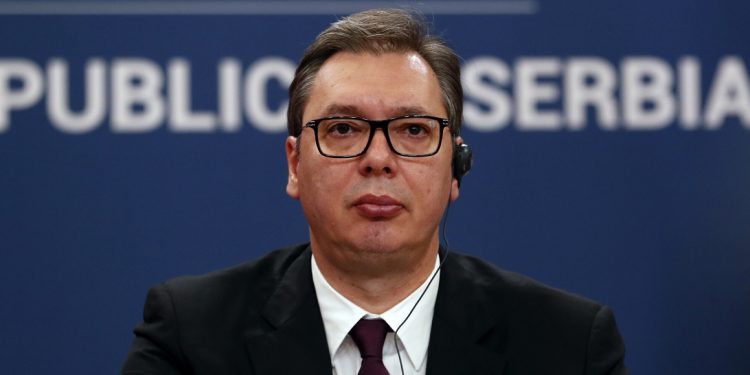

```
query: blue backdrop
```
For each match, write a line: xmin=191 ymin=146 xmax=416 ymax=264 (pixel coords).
xmin=1 ymin=1 xmax=748 ymax=374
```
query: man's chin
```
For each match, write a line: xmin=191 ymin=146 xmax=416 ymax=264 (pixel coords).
xmin=342 ymin=228 xmax=402 ymax=254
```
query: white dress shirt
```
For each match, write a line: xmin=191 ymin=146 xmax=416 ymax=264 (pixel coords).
xmin=311 ymin=254 xmax=441 ymax=375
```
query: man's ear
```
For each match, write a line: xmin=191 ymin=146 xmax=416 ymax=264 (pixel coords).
xmin=450 ymin=177 xmax=460 ymax=201
xmin=285 ymin=136 xmax=300 ymax=199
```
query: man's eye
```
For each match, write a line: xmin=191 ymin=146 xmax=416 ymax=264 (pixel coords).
xmin=399 ymin=123 xmax=432 ymax=138
xmin=407 ymin=125 xmax=426 ymax=135
xmin=333 ymin=123 xmax=353 ymax=134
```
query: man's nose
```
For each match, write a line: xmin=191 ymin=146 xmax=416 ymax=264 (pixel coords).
xmin=359 ymin=129 xmax=395 ymax=177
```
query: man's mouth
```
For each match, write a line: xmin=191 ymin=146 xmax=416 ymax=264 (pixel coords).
xmin=353 ymin=194 xmax=404 ymax=219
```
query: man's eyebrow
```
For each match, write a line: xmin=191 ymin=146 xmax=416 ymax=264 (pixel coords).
xmin=322 ymin=104 xmax=362 ymax=116
xmin=321 ymin=104 xmax=431 ymax=118
xmin=391 ymin=106 xmax=431 ymax=116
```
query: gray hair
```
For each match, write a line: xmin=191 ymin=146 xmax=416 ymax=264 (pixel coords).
xmin=287 ymin=8 xmax=463 ymax=137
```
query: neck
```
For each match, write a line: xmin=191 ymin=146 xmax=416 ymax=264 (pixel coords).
xmin=312 ymin=240 xmax=439 ymax=314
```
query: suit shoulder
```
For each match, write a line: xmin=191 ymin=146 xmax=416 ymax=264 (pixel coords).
xmin=157 ymin=244 xmax=309 ymax=316
xmin=441 ymin=254 xmax=626 ymax=372
xmin=447 ymin=251 xmax=603 ymax=320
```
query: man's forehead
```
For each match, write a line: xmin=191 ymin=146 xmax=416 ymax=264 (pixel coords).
xmin=315 ymin=50 xmax=436 ymax=83
xmin=319 ymin=104 xmax=434 ymax=118
xmin=304 ymin=51 xmax=445 ymax=119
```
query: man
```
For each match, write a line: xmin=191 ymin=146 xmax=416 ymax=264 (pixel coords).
xmin=122 ymin=9 xmax=627 ymax=375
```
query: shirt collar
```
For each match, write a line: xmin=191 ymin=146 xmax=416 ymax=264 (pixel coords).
xmin=311 ymin=253 xmax=441 ymax=371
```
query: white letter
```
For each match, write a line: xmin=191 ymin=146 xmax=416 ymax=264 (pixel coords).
xmin=244 ymin=57 xmax=294 ymax=133
xmin=515 ymin=57 xmax=562 ymax=131
xmin=678 ymin=57 xmax=701 ymax=130
xmin=462 ymin=57 xmax=512 ymax=132
xmin=564 ymin=57 xmax=618 ymax=130
xmin=47 ymin=58 xmax=106 ymax=134
xmin=704 ymin=56 xmax=750 ymax=129
xmin=219 ymin=58 xmax=241 ymax=132
xmin=168 ymin=58 xmax=216 ymax=132
xmin=622 ymin=57 xmax=675 ymax=130
xmin=0 ymin=59 xmax=43 ymax=133
xmin=111 ymin=58 xmax=165 ymax=133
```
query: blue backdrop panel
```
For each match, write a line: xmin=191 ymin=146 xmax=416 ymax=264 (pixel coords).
xmin=0 ymin=1 xmax=748 ymax=374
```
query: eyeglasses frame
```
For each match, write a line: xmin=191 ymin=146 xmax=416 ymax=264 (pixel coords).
xmin=302 ymin=115 xmax=450 ymax=158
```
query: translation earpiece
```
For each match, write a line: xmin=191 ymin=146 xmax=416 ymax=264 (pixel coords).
xmin=452 ymin=143 xmax=473 ymax=187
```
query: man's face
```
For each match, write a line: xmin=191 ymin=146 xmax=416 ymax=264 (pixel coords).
xmin=286 ymin=51 xmax=459 ymax=263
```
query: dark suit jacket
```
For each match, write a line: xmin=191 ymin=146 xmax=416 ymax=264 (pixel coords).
xmin=122 ymin=244 xmax=627 ymax=374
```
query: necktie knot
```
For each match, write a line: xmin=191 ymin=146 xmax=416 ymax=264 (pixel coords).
xmin=349 ymin=318 xmax=392 ymax=374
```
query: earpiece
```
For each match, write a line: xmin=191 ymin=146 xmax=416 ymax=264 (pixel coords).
xmin=452 ymin=142 xmax=473 ymax=187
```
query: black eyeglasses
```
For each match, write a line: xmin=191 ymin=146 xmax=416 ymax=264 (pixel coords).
xmin=303 ymin=115 xmax=450 ymax=158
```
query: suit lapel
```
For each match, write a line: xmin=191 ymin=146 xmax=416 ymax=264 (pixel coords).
xmin=244 ymin=248 xmax=332 ymax=374
xmin=427 ymin=250 xmax=508 ymax=375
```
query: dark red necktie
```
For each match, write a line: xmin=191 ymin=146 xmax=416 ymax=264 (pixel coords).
xmin=349 ymin=318 xmax=392 ymax=375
